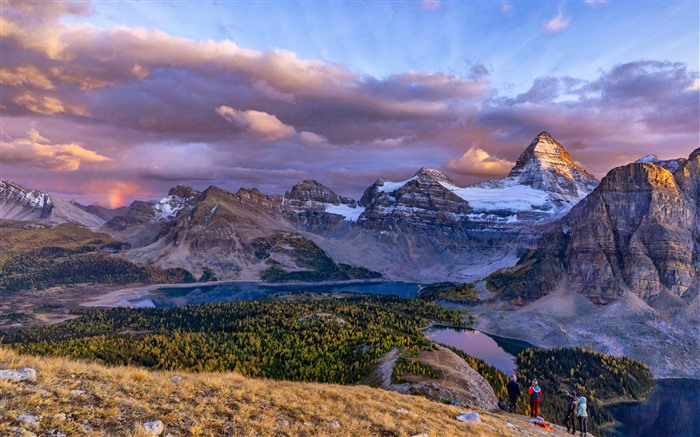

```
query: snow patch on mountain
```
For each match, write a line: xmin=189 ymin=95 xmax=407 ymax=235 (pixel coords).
xmin=377 ymin=176 xmax=417 ymax=193
xmin=152 ymin=195 xmax=187 ymax=221
xmin=324 ymin=203 xmax=365 ymax=221
xmin=441 ymin=182 xmax=549 ymax=213
xmin=635 ymin=154 xmax=683 ymax=173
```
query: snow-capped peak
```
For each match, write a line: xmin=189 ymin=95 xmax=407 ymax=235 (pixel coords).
xmin=0 ymin=180 xmax=52 ymax=209
xmin=413 ymin=167 xmax=453 ymax=183
xmin=491 ymin=132 xmax=598 ymax=199
xmin=152 ymin=185 xmax=200 ymax=221
xmin=636 ymin=154 xmax=660 ymax=164
xmin=635 ymin=154 xmax=683 ymax=173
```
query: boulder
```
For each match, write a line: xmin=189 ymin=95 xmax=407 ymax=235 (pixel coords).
xmin=142 ymin=420 xmax=164 ymax=436
xmin=0 ymin=368 xmax=37 ymax=381
xmin=17 ymin=414 xmax=39 ymax=428
xmin=456 ymin=411 xmax=481 ymax=424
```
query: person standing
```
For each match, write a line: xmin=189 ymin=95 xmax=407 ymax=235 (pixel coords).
xmin=506 ymin=374 xmax=521 ymax=413
xmin=565 ymin=391 xmax=578 ymax=434
xmin=577 ymin=394 xmax=588 ymax=436
xmin=527 ymin=379 xmax=542 ymax=418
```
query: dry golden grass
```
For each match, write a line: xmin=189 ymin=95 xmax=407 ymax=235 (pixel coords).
xmin=0 ymin=348 xmax=575 ymax=436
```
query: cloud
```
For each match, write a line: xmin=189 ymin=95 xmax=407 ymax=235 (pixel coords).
xmin=420 ymin=0 xmax=441 ymax=12
xmin=0 ymin=2 xmax=697 ymax=205
xmin=216 ymin=106 xmax=296 ymax=141
xmin=584 ymin=0 xmax=607 ymax=4
xmin=500 ymin=2 xmax=513 ymax=14
xmin=11 ymin=91 xmax=89 ymax=116
xmin=543 ymin=7 xmax=570 ymax=33
xmin=1 ymin=128 xmax=112 ymax=171
xmin=445 ymin=146 xmax=514 ymax=177
xmin=0 ymin=66 xmax=54 ymax=89
xmin=371 ymin=135 xmax=415 ymax=148
xmin=299 ymin=131 xmax=330 ymax=147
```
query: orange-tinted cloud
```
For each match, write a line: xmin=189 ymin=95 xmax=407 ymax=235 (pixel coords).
xmin=216 ymin=106 xmax=296 ymax=141
xmin=445 ymin=146 xmax=514 ymax=177
xmin=1 ymin=128 xmax=111 ymax=171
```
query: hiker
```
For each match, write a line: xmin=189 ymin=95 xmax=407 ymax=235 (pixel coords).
xmin=577 ymin=394 xmax=588 ymax=436
xmin=565 ymin=391 xmax=578 ymax=434
xmin=506 ymin=374 xmax=521 ymax=413
xmin=527 ymin=379 xmax=541 ymax=417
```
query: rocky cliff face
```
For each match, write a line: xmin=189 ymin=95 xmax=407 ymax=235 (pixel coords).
xmin=359 ymin=167 xmax=472 ymax=227
xmin=283 ymin=180 xmax=363 ymax=231
xmin=0 ymin=181 xmax=104 ymax=227
xmin=492 ymin=149 xmax=700 ymax=304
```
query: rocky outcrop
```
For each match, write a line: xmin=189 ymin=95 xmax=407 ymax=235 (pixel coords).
xmin=359 ymin=168 xmax=472 ymax=227
xmin=283 ymin=180 xmax=363 ymax=230
xmin=493 ymin=148 xmax=699 ymax=304
xmin=0 ymin=367 xmax=37 ymax=381
xmin=152 ymin=184 xmax=200 ymax=221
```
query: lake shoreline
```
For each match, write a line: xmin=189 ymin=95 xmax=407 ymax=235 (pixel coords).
xmin=82 ymin=278 xmax=401 ymax=308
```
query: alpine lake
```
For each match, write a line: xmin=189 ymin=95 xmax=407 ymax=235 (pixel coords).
xmin=118 ymin=281 xmax=699 ymax=437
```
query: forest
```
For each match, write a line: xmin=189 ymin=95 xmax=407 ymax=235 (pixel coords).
xmin=6 ymin=295 xmax=463 ymax=384
xmin=418 ymin=282 xmax=480 ymax=304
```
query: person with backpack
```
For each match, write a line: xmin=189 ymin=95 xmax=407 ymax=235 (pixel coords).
xmin=577 ymin=394 xmax=588 ymax=436
xmin=506 ymin=374 xmax=521 ymax=414
xmin=527 ymin=379 xmax=542 ymax=417
xmin=565 ymin=391 xmax=578 ymax=434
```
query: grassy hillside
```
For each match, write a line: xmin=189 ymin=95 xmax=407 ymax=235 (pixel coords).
xmin=0 ymin=347 xmax=574 ymax=436
xmin=0 ymin=220 xmax=195 ymax=292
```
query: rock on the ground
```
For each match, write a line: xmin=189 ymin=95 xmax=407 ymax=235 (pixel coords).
xmin=16 ymin=414 xmax=39 ymax=428
xmin=171 ymin=375 xmax=183 ymax=384
xmin=7 ymin=427 xmax=37 ymax=437
xmin=142 ymin=420 xmax=165 ymax=435
xmin=456 ymin=412 xmax=481 ymax=424
xmin=0 ymin=368 xmax=37 ymax=381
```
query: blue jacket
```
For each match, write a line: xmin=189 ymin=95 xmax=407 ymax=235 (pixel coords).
xmin=577 ymin=396 xmax=588 ymax=417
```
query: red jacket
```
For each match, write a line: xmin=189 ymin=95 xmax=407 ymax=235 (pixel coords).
xmin=528 ymin=385 xmax=542 ymax=400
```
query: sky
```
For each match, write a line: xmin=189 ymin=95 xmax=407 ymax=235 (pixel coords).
xmin=1 ymin=0 xmax=698 ymax=207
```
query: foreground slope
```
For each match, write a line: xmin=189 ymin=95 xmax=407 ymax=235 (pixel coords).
xmin=0 ymin=348 xmax=572 ymax=437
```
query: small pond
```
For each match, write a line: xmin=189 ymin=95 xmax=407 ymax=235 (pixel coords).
xmin=423 ymin=326 xmax=532 ymax=375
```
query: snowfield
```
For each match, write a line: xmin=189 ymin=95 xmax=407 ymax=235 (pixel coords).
xmin=324 ymin=203 xmax=365 ymax=221
xmin=440 ymin=182 xmax=550 ymax=213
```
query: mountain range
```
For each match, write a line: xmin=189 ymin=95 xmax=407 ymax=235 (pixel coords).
xmin=2 ymin=131 xmax=699 ymax=376
xmin=1 ymin=132 xmax=600 ymax=284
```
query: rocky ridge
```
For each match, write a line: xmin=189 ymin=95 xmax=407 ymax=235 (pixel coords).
xmin=1 ymin=133 xmax=600 ymax=283
xmin=0 ymin=181 xmax=105 ymax=227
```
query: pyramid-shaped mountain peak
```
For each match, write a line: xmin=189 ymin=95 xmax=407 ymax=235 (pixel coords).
xmin=413 ymin=167 xmax=453 ymax=184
